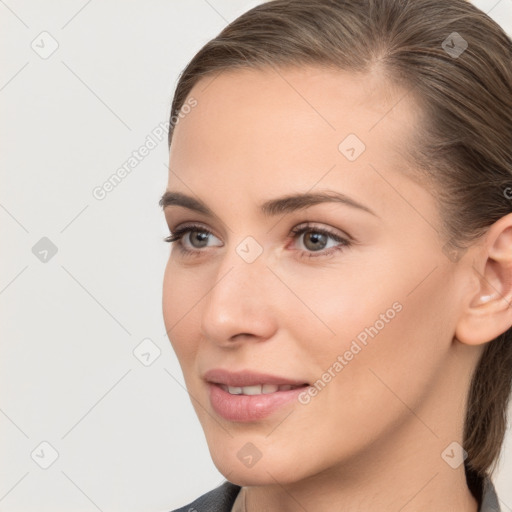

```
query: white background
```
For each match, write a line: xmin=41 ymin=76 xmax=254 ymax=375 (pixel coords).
xmin=1 ymin=1 xmax=511 ymax=510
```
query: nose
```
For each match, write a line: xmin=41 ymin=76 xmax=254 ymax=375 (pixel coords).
xmin=199 ymin=247 xmax=279 ymax=347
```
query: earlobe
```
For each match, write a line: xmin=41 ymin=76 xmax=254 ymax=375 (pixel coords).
xmin=455 ymin=213 xmax=512 ymax=346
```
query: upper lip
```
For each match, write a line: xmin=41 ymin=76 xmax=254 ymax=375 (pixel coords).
xmin=203 ymin=368 xmax=309 ymax=387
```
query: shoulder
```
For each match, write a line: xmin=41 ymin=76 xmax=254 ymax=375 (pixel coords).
xmin=479 ymin=475 xmax=501 ymax=512
xmin=169 ymin=480 xmax=242 ymax=512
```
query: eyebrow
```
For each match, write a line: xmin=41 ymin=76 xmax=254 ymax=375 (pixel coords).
xmin=159 ymin=190 xmax=378 ymax=218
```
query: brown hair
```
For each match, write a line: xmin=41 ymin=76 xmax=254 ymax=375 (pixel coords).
xmin=167 ymin=0 xmax=512 ymax=494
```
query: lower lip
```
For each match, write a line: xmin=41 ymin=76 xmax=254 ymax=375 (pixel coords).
xmin=208 ymin=383 xmax=307 ymax=422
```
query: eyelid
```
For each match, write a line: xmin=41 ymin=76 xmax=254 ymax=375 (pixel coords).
xmin=290 ymin=221 xmax=354 ymax=242
xmin=166 ymin=218 xmax=224 ymax=238
xmin=167 ymin=220 xmax=354 ymax=242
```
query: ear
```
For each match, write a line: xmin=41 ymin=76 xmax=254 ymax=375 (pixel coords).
xmin=455 ymin=212 xmax=512 ymax=346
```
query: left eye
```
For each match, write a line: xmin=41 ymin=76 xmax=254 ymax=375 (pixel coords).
xmin=288 ymin=225 xmax=351 ymax=258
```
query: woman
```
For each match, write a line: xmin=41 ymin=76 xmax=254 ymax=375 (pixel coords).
xmin=160 ymin=0 xmax=512 ymax=510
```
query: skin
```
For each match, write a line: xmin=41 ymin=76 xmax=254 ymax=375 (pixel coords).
xmin=161 ymin=65 xmax=512 ymax=511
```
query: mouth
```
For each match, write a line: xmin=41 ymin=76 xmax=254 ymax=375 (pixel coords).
xmin=218 ymin=383 xmax=308 ymax=395
xmin=203 ymin=368 xmax=310 ymax=422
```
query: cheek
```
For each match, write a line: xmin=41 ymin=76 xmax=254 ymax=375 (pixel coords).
xmin=284 ymin=256 xmax=454 ymax=420
xmin=277 ymin=258 xmax=404 ymax=358
xmin=162 ymin=260 xmax=200 ymax=363
xmin=352 ymin=283 xmax=451 ymax=414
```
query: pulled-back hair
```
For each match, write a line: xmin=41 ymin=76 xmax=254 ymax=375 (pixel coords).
xmin=167 ymin=0 xmax=512 ymax=492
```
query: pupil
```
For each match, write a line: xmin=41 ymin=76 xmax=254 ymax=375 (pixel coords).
xmin=305 ymin=232 xmax=326 ymax=251
xmin=192 ymin=231 xmax=208 ymax=248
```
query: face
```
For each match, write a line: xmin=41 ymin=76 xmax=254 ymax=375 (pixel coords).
xmin=162 ymin=66 xmax=470 ymax=486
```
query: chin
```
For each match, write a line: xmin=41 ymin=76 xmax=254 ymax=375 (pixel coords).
xmin=214 ymin=460 xmax=296 ymax=487
xmin=208 ymin=442 xmax=306 ymax=487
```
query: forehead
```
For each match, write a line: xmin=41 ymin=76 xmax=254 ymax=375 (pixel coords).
xmin=172 ymin=65 xmax=417 ymax=155
xmin=168 ymin=65 xmax=422 ymax=206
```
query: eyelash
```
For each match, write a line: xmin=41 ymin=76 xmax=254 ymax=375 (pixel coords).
xmin=163 ymin=223 xmax=351 ymax=259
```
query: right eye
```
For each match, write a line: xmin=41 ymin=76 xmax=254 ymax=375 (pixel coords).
xmin=164 ymin=224 xmax=223 ymax=254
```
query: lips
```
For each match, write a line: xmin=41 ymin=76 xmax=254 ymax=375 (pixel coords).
xmin=203 ymin=368 xmax=309 ymax=422
xmin=203 ymin=368 xmax=309 ymax=388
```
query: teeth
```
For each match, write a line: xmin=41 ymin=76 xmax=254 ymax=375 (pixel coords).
xmin=241 ymin=385 xmax=262 ymax=395
xmin=222 ymin=384 xmax=300 ymax=395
